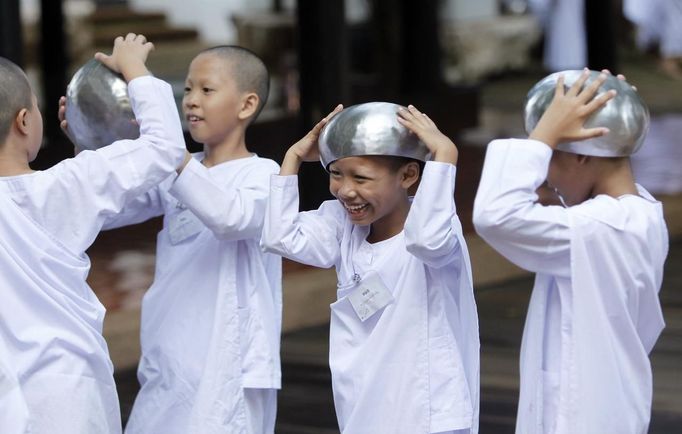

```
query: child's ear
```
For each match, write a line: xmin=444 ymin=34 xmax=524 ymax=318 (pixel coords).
xmin=400 ymin=161 xmax=420 ymax=189
xmin=238 ymin=93 xmax=260 ymax=121
xmin=15 ymin=109 xmax=30 ymax=135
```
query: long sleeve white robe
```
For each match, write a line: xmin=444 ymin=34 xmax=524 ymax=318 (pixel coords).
xmin=0 ymin=76 xmax=186 ymax=434
xmin=473 ymin=139 xmax=668 ymax=434
xmin=104 ymin=154 xmax=281 ymax=434
xmin=261 ymin=162 xmax=480 ymax=434
xmin=529 ymin=0 xmax=587 ymax=71
xmin=0 ymin=320 xmax=29 ymax=433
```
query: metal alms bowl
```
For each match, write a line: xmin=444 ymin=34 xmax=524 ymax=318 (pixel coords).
xmin=524 ymin=70 xmax=650 ymax=157
xmin=65 ymin=59 xmax=139 ymax=151
xmin=318 ymin=102 xmax=431 ymax=169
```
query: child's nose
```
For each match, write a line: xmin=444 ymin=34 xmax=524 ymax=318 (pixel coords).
xmin=337 ymin=182 xmax=357 ymax=199
xmin=183 ymin=93 xmax=198 ymax=108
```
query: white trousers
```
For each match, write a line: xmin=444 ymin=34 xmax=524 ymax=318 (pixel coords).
xmin=244 ymin=388 xmax=277 ymax=434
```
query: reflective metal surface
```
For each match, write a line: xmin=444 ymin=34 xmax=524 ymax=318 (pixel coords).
xmin=65 ymin=59 xmax=139 ymax=151
xmin=524 ymin=70 xmax=650 ymax=157
xmin=318 ymin=102 xmax=431 ymax=169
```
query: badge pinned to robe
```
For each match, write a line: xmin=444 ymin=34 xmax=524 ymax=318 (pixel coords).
xmin=347 ymin=272 xmax=394 ymax=321
xmin=168 ymin=207 xmax=204 ymax=245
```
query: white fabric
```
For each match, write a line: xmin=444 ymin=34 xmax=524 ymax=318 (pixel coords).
xmin=261 ymin=161 xmax=480 ymax=434
xmin=0 ymin=331 xmax=29 ymax=433
xmin=529 ymin=0 xmax=587 ymax=71
xmin=244 ymin=388 xmax=277 ymax=434
xmin=625 ymin=0 xmax=682 ymax=57
xmin=0 ymin=75 xmax=186 ymax=434
xmin=433 ymin=430 xmax=470 ymax=434
xmin=105 ymin=154 xmax=281 ymax=434
xmin=473 ymin=139 xmax=668 ymax=434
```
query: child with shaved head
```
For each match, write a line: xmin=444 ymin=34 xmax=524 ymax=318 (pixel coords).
xmin=1 ymin=33 xmax=187 ymax=434
xmin=95 ymin=46 xmax=282 ymax=433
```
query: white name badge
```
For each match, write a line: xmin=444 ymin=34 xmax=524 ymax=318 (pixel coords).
xmin=347 ymin=272 xmax=394 ymax=321
xmin=168 ymin=208 xmax=203 ymax=245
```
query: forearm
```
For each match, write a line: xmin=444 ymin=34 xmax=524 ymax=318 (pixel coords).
xmin=169 ymin=158 xmax=274 ymax=241
xmin=102 ymin=186 xmax=165 ymax=230
xmin=431 ymin=145 xmax=458 ymax=165
xmin=279 ymin=149 xmax=304 ymax=176
xmin=404 ymin=161 xmax=461 ymax=267
xmin=473 ymin=139 xmax=571 ymax=275
xmin=261 ymin=175 xmax=340 ymax=268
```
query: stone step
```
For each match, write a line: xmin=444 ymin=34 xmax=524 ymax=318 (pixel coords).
xmin=90 ymin=5 xmax=167 ymax=27
xmin=86 ymin=5 xmax=199 ymax=49
xmin=93 ymin=26 xmax=199 ymax=47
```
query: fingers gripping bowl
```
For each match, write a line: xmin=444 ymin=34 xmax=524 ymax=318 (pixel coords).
xmin=524 ymin=70 xmax=650 ymax=157
xmin=318 ymin=102 xmax=432 ymax=169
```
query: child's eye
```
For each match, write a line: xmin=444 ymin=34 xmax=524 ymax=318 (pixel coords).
xmin=183 ymin=87 xmax=191 ymax=93
xmin=329 ymin=170 xmax=341 ymax=177
xmin=202 ymin=87 xmax=213 ymax=93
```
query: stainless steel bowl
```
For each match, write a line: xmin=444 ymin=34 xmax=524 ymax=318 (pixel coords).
xmin=65 ymin=59 xmax=139 ymax=151
xmin=524 ymin=70 xmax=650 ymax=157
xmin=318 ymin=102 xmax=431 ymax=169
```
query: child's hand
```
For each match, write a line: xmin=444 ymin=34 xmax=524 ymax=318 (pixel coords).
xmin=529 ymin=69 xmax=616 ymax=149
xmin=57 ymin=96 xmax=77 ymax=148
xmin=397 ymin=105 xmax=458 ymax=164
xmin=95 ymin=33 xmax=154 ymax=82
xmin=601 ymin=69 xmax=637 ymax=91
xmin=280 ymin=104 xmax=343 ymax=175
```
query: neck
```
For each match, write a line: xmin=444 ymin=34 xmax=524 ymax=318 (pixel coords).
xmin=0 ymin=146 xmax=33 ymax=176
xmin=591 ymin=158 xmax=638 ymax=198
xmin=367 ymin=197 xmax=411 ymax=243
xmin=202 ymin=128 xmax=251 ymax=168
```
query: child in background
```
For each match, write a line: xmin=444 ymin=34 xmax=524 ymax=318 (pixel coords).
xmin=0 ymin=33 xmax=186 ymax=434
xmin=473 ymin=70 xmax=668 ymax=433
xmin=82 ymin=46 xmax=282 ymax=434
xmin=261 ymin=103 xmax=480 ymax=434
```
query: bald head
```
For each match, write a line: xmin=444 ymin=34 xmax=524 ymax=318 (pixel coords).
xmin=0 ymin=57 xmax=33 ymax=143
xmin=198 ymin=46 xmax=269 ymax=122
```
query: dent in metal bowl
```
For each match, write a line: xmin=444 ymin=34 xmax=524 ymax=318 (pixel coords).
xmin=65 ymin=59 xmax=139 ymax=151
xmin=318 ymin=102 xmax=431 ymax=169
xmin=524 ymin=70 xmax=650 ymax=157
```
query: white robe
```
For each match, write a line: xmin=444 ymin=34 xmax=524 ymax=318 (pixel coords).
xmin=104 ymin=154 xmax=281 ymax=434
xmin=0 ymin=76 xmax=186 ymax=434
xmin=624 ymin=0 xmax=682 ymax=57
xmin=261 ymin=161 xmax=480 ymax=434
xmin=529 ymin=0 xmax=587 ymax=71
xmin=0 ymin=310 xmax=29 ymax=433
xmin=473 ymin=139 xmax=668 ymax=434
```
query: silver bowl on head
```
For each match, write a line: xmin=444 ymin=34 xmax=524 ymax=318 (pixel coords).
xmin=524 ymin=70 xmax=650 ymax=157
xmin=318 ymin=102 xmax=431 ymax=169
xmin=65 ymin=59 xmax=139 ymax=151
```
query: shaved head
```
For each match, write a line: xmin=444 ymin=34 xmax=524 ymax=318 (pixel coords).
xmin=0 ymin=57 xmax=33 ymax=143
xmin=197 ymin=46 xmax=269 ymax=122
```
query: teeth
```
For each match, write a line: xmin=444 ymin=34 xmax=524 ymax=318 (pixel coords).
xmin=344 ymin=203 xmax=368 ymax=213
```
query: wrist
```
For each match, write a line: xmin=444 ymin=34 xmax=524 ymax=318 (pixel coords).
xmin=529 ymin=129 xmax=558 ymax=149
xmin=121 ymin=62 xmax=150 ymax=82
xmin=431 ymin=145 xmax=458 ymax=165
xmin=280 ymin=149 xmax=303 ymax=175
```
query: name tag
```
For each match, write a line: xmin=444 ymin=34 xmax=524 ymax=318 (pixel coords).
xmin=347 ymin=272 xmax=394 ymax=321
xmin=168 ymin=208 xmax=203 ymax=245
